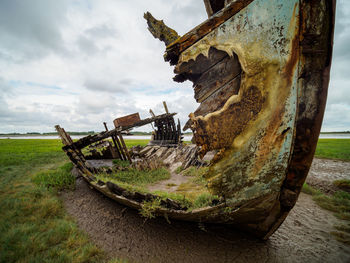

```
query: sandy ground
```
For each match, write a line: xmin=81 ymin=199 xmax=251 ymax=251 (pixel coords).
xmin=62 ymin=158 xmax=350 ymax=263
xmin=306 ymin=158 xmax=350 ymax=194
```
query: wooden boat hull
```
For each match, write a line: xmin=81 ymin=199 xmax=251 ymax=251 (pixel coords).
xmin=164 ymin=0 xmax=336 ymax=238
xmin=57 ymin=0 xmax=336 ymax=239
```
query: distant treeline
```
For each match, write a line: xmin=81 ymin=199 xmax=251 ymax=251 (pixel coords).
xmin=0 ymin=131 xmax=96 ymax=136
xmin=320 ymin=131 xmax=350 ymax=134
xmin=129 ymin=131 xmax=152 ymax=135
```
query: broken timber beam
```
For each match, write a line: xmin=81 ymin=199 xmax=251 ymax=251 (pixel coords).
xmin=103 ymin=122 xmax=123 ymax=160
xmin=73 ymin=113 xmax=177 ymax=150
xmin=165 ymin=0 xmax=255 ymax=65
xmin=118 ymin=133 xmax=132 ymax=164
xmin=143 ymin=12 xmax=179 ymax=46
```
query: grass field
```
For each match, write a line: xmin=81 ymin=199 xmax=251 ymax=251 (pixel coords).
xmin=314 ymin=139 xmax=350 ymax=161
xmin=0 ymin=139 xmax=145 ymax=263
xmin=0 ymin=138 xmax=349 ymax=262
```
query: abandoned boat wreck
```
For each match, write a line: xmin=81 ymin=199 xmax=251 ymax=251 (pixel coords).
xmin=56 ymin=0 xmax=336 ymax=239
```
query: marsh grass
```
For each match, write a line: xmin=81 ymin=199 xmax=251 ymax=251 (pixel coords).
xmin=32 ymin=162 xmax=75 ymax=191
xmin=175 ymin=166 xmax=184 ymax=174
xmin=112 ymin=159 xmax=130 ymax=167
xmin=333 ymin=179 xmax=350 ymax=192
xmin=0 ymin=139 xmax=109 ymax=262
xmin=139 ymin=198 xmax=162 ymax=219
xmin=97 ymin=167 xmax=170 ymax=187
xmin=315 ymin=139 xmax=350 ymax=161
xmin=302 ymin=183 xmax=350 ymax=244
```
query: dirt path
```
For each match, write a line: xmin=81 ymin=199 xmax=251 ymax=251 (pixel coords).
xmin=61 ymin=158 xmax=350 ymax=263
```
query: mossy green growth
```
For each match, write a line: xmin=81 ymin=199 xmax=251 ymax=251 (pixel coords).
xmin=139 ymin=198 xmax=162 ymax=219
xmin=182 ymin=166 xmax=209 ymax=178
xmin=151 ymin=190 xmax=192 ymax=208
xmin=97 ymin=167 xmax=170 ymax=187
xmin=193 ymin=193 xmax=219 ymax=209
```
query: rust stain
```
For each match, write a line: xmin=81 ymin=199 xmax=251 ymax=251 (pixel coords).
xmin=191 ymin=85 xmax=264 ymax=158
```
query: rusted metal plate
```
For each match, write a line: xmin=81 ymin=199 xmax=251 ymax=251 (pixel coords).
xmin=113 ymin=113 xmax=141 ymax=128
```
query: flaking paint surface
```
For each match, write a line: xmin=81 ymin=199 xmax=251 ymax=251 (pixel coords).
xmin=178 ymin=0 xmax=300 ymax=207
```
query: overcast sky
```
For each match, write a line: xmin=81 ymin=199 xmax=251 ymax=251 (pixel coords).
xmin=0 ymin=0 xmax=349 ymax=133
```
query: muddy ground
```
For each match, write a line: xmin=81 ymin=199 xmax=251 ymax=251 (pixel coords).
xmin=62 ymin=158 xmax=350 ymax=263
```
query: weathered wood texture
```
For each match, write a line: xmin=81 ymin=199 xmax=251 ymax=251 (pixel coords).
xmin=203 ymin=0 xmax=226 ymax=17
xmin=104 ymin=122 xmax=123 ymax=160
xmin=150 ymin=115 xmax=182 ymax=146
xmin=165 ymin=0 xmax=254 ymax=65
xmin=118 ymin=133 xmax=132 ymax=163
xmin=175 ymin=47 xmax=227 ymax=76
xmin=184 ymin=74 xmax=241 ymax=131
xmin=55 ymin=125 xmax=96 ymax=180
xmin=144 ymin=12 xmax=180 ymax=46
xmin=175 ymin=47 xmax=242 ymax=131
xmin=73 ymin=113 xmax=176 ymax=150
xmin=113 ymin=113 xmax=141 ymax=128
xmin=193 ymin=53 xmax=241 ymax=102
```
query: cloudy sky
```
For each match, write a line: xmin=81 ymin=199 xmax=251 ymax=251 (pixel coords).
xmin=0 ymin=0 xmax=349 ymax=133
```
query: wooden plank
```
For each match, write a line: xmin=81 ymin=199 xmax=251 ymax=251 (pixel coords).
xmin=115 ymin=136 xmax=127 ymax=161
xmin=163 ymin=101 xmax=169 ymax=114
xmin=149 ymin=109 xmax=156 ymax=117
xmin=203 ymin=0 xmax=214 ymax=17
xmin=73 ymin=113 xmax=176 ymax=150
xmin=207 ymin=0 xmax=226 ymax=15
xmin=194 ymin=54 xmax=241 ymax=102
xmin=143 ymin=12 xmax=180 ymax=46
xmin=174 ymin=47 xmax=227 ymax=75
xmin=55 ymin=125 xmax=73 ymax=146
xmin=113 ymin=113 xmax=141 ymax=128
xmin=165 ymin=0 xmax=254 ymax=65
xmin=118 ymin=133 xmax=132 ymax=163
xmin=194 ymin=74 xmax=241 ymax=117
xmin=103 ymin=122 xmax=123 ymax=160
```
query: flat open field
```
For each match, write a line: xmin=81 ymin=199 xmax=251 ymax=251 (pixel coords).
xmin=0 ymin=139 xmax=349 ymax=262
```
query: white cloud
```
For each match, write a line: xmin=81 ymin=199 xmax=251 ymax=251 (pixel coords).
xmin=0 ymin=0 xmax=349 ymax=133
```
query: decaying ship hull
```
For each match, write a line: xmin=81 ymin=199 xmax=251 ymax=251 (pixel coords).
xmin=56 ymin=0 xmax=335 ymax=239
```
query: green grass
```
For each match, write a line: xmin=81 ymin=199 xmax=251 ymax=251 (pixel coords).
xmin=32 ymin=162 xmax=75 ymax=191
xmin=333 ymin=179 xmax=350 ymax=192
xmin=302 ymin=183 xmax=350 ymax=220
xmin=0 ymin=139 xmax=129 ymax=262
xmin=97 ymin=167 xmax=170 ymax=187
xmin=112 ymin=159 xmax=130 ymax=168
xmin=302 ymin=183 xmax=350 ymax=244
xmin=124 ymin=139 xmax=149 ymax=148
xmin=315 ymin=139 xmax=350 ymax=161
xmin=175 ymin=166 xmax=184 ymax=174
xmin=0 ymin=137 xmax=347 ymax=258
